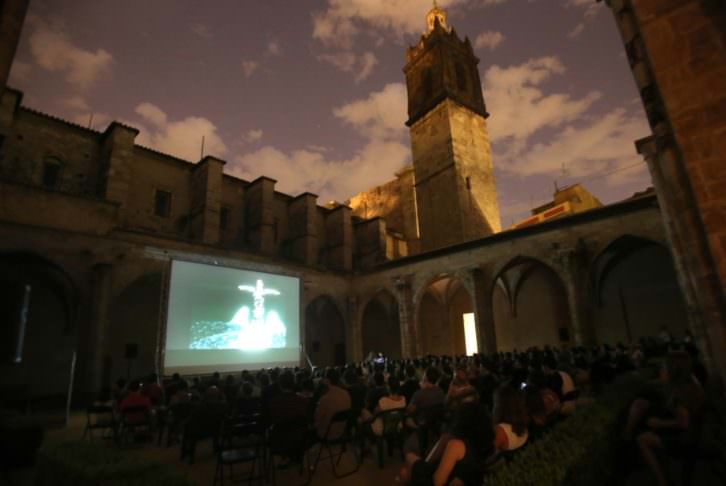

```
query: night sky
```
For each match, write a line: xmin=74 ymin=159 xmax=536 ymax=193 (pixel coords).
xmin=9 ymin=0 xmax=651 ymax=226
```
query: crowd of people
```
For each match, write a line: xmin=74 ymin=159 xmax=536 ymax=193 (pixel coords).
xmin=98 ymin=329 xmax=710 ymax=486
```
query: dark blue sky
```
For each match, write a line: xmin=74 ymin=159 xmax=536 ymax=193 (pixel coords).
xmin=10 ymin=0 xmax=651 ymax=225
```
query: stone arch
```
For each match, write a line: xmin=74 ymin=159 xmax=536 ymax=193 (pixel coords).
xmin=304 ymin=295 xmax=346 ymax=367
xmin=361 ymin=289 xmax=401 ymax=360
xmin=0 ymin=251 xmax=79 ymax=396
xmin=414 ymin=274 xmax=474 ymax=356
xmin=492 ymin=256 xmax=572 ymax=351
xmin=108 ymin=272 xmax=164 ymax=382
xmin=590 ymin=235 xmax=688 ymax=344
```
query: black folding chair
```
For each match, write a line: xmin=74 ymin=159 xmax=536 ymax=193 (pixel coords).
xmin=82 ymin=405 xmax=116 ymax=441
xmin=371 ymin=408 xmax=406 ymax=469
xmin=213 ymin=419 xmax=264 ymax=486
xmin=310 ymin=409 xmax=361 ymax=480
xmin=180 ymin=402 xmax=226 ymax=463
xmin=266 ymin=416 xmax=310 ymax=485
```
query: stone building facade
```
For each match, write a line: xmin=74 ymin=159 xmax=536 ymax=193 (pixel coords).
xmin=604 ymin=0 xmax=726 ymax=379
xmin=0 ymin=1 xmax=718 ymax=402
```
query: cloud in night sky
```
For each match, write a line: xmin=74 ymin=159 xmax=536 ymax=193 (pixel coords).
xmin=244 ymin=129 xmax=264 ymax=143
xmin=8 ymin=60 xmax=31 ymax=84
xmin=484 ymin=57 xmax=649 ymax=185
xmin=266 ymin=40 xmax=283 ymax=56
xmin=27 ymin=16 xmax=112 ymax=89
xmin=241 ymin=60 xmax=259 ymax=77
xmin=132 ymin=102 xmax=227 ymax=161
xmin=566 ymin=0 xmax=602 ymax=20
xmin=229 ymin=83 xmax=410 ymax=201
xmin=474 ymin=31 xmax=505 ymax=50
xmin=190 ymin=23 xmax=212 ymax=39
xmin=312 ymin=0 xmax=505 ymax=47
xmin=355 ymin=52 xmax=378 ymax=83
xmin=317 ymin=50 xmax=379 ymax=83
xmin=60 ymin=95 xmax=90 ymax=112
xmin=568 ymin=23 xmax=585 ymax=39
xmin=484 ymin=57 xmax=602 ymax=143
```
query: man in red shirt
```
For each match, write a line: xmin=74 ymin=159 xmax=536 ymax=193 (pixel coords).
xmin=120 ymin=381 xmax=152 ymax=425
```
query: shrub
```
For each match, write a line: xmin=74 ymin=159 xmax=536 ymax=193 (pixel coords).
xmin=484 ymin=372 xmax=647 ymax=486
xmin=35 ymin=441 xmax=193 ymax=486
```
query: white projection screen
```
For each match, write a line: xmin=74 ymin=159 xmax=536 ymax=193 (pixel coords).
xmin=163 ymin=260 xmax=301 ymax=375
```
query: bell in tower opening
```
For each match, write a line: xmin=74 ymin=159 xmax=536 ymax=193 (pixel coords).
xmin=404 ymin=1 xmax=501 ymax=252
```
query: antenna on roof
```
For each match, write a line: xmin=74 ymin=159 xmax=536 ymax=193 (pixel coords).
xmin=200 ymin=135 xmax=206 ymax=160
xmin=87 ymin=113 xmax=94 ymax=130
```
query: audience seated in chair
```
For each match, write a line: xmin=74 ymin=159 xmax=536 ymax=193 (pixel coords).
xmin=622 ymin=351 xmax=705 ymax=486
xmin=493 ymin=384 xmax=529 ymax=453
xmin=400 ymin=402 xmax=495 ymax=486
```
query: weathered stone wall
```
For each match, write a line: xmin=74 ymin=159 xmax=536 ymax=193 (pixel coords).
xmin=348 ymin=166 xmax=420 ymax=253
xmin=410 ymin=99 xmax=500 ymax=251
xmin=0 ymin=99 xmax=358 ymax=270
xmin=0 ymin=96 xmax=103 ymax=196
xmin=607 ymin=0 xmax=726 ymax=377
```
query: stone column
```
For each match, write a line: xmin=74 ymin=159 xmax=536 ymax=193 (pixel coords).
xmin=0 ymin=0 xmax=29 ymax=91
xmin=100 ymin=123 xmax=139 ymax=223
xmin=324 ymin=205 xmax=353 ymax=272
xmin=553 ymin=243 xmax=594 ymax=347
xmin=466 ymin=267 xmax=497 ymax=355
xmin=288 ymin=193 xmax=319 ymax=266
xmin=346 ymin=295 xmax=363 ymax=363
xmin=190 ymin=156 xmax=225 ymax=245
xmin=87 ymin=263 xmax=113 ymax=395
xmin=245 ymin=176 xmax=276 ymax=255
xmin=393 ymin=276 xmax=417 ymax=357
xmin=638 ymin=136 xmax=726 ymax=377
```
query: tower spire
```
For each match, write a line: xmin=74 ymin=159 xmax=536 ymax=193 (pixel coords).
xmin=426 ymin=0 xmax=448 ymax=32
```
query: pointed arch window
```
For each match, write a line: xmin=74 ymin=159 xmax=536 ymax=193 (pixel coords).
xmin=42 ymin=157 xmax=63 ymax=189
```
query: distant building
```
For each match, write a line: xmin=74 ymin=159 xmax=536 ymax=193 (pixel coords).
xmin=510 ymin=184 xmax=603 ymax=230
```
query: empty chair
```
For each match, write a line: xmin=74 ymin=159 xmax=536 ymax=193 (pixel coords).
xmin=266 ymin=416 xmax=310 ymax=485
xmin=213 ymin=419 xmax=264 ymax=486
xmin=83 ymin=404 xmax=116 ymax=441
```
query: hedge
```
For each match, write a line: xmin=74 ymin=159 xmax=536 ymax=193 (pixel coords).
xmin=484 ymin=372 xmax=649 ymax=486
xmin=35 ymin=441 xmax=193 ymax=486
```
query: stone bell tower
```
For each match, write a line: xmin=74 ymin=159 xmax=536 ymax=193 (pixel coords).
xmin=404 ymin=2 xmax=501 ymax=252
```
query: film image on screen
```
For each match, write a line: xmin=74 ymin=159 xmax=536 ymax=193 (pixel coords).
xmin=164 ymin=260 xmax=300 ymax=374
xmin=191 ymin=279 xmax=286 ymax=350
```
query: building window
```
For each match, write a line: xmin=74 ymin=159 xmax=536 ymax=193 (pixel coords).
xmin=42 ymin=161 xmax=61 ymax=189
xmin=220 ymin=206 xmax=230 ymax=231
xmin=154 ymin=189 xmax=172 ymax=218
xmin=456 ymin=62 xmax=467 ymax=92
xmin=422 ymin=69 xmax=433 ymax=99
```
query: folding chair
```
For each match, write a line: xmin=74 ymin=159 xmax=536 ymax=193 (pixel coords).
xmin=213 ymin=419 xmax=264 ymax=486
xmin=372 ymin=408 xmax=406 ymax=469
xmin=82 ymin=404 xmax=116 ymax=441
xmin=310 ymin=409 xmax=361 ymax=480
xmin=266 ymin=416 xmax=310 ymax=486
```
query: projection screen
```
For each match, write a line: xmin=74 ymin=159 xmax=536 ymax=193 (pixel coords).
xmin=163 ymin=260 xmax=300 ymax=375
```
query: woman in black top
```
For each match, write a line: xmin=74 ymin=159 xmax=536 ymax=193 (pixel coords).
xmin=400 ymin=402 xmax=494 ymax=486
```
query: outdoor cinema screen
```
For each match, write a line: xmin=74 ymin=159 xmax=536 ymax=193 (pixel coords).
xmin=163 ymin=260 xmax=300 ymax=375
